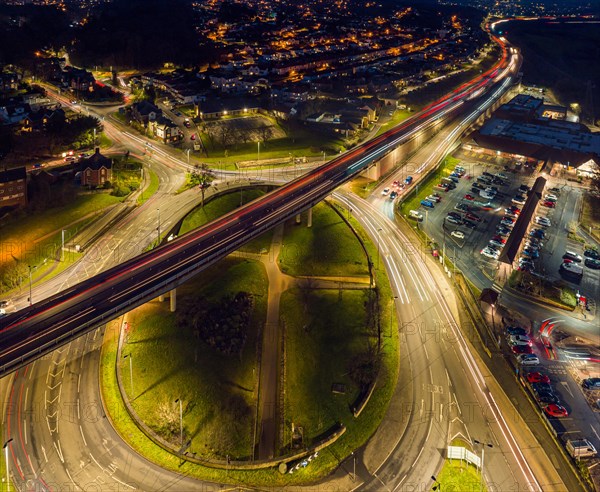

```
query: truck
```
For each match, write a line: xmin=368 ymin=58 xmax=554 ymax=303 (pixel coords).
xmin=566 ymin=439 xmax=597 ymax=459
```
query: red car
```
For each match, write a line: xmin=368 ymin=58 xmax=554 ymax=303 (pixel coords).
xmin=190 ymin=133 xmax=196 ymax=140
xmin=466 ymin=213 xmax=481 ymax=222
xmin=512 ymin=345 xmax=533 ymax=355
xmin=544 ymin=404 xmax=568 ymax=418
xmin=464 ymin=194 xmax=475 ymax=201
xmin=542 ymin=201 xmax=556 ymax=208
xmin=526 ymin=372 xmax=550 ymax=384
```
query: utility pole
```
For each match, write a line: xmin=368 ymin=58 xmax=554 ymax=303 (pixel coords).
xmin=4 ymin=438 xmax=14 ymax=492
xmin=28 ymin=265 xmax=33 ymax=306
xmin=175 ymin=398 xmax=183 ymax=447
xmin=156 ymin=209 xmax=161 ymax=247
xmin=474 ymin=439 xmax=493 ymax=492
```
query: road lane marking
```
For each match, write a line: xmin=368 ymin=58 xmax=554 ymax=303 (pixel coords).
xmin=79 ymin=425 xmax=88 ymax=446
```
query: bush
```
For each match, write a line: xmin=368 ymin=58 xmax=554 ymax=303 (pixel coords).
xmin=111 ymin=183 xmax=130 ymax=197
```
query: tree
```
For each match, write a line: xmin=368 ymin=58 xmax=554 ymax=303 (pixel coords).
xmin=258 ymin=125 xmax=273 ymax=143
xmin=190 ymin=163 xmax=215 ymax=207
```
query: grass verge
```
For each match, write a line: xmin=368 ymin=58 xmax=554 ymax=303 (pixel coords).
xmin=374 ymin=109 xmax=412 ymax=137
xmin=580 ymin=194 xmax=600 ymax=243
xmin=398 ymin=155 xmax=461 ymax=218
xmin=137 ymin=167 xmax=160 ymax=205
xmin=278 ymin=201 xmax=369 ymax=277
xmin=178 ymin=188 xmax=272 ymax=253
xmin=433 ymin=459 xmax=486 ymax=491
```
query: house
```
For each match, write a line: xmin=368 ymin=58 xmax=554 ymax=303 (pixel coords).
xmin=80 ymin=148 xmax=112 ymax=187
xmin=20 ymin=107 xmax=65 ymax=132
xmin=0 ymin=71 xmax=20 ymax=93
xmin=0 ymin=103 xmax=31 ymax=125
xmin=150 ymin=118 xmax=182 ymax=144
xmin=130 ymin=101 xmax=162 ymax=126
xmin=0 ymin=167 xmax=27 ymax=207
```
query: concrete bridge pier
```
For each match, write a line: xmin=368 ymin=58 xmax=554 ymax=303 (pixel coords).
xmin=170 ymin=288 xmax=177 ymax=312
xmin=307 ymin=207 xmax=312 ymax=227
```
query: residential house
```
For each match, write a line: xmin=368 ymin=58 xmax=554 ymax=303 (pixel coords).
xmin=0 ymin=71 xmax=20 ymax=93
xmin=130 ymin=101 xmax=162 ymax=127
xmin=150 ymin=118 xmax=182 ymax=144
xmin=0 ymin=103 xmax=31 ymax=125
xmin=80 ymin=148 xmax=112 ymax=187
xmin=0 ymin=167 xmax=27 ymax=207
xmin=20 ymin=107 xmax=65 ymax=133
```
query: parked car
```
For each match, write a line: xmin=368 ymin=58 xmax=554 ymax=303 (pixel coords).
xmin=508 ymin=206 xmax=521 ymax=215
xmin=496 ymin=226 xmax=511 ymax=236
xmin=451 ymin=230 xmax=465 ymax=239
xmin=545 ymin=404 xmax=568 ymax=418
xmin=518 ymin=184 xmax=530 ymax=193
xmin=446 ymin=216 xmax=462 ymax=225
xmin=463 ymin=220 xmax=477 ymax=229
xmin=512 ymin=344 xmax=533 ymax=355
xmin=563 ymin=251 xmax=582 ymax=262
xmin=509 ymin=334 xmax=533 ymax=346
xmin=522 ymin=248 xmax=539 ymax=258
xmin=530 ymin=229 xmax=546 ymax=239
xmin=585 ymin=258 xmax=600 ymax=269
xmin=481 ymin=248 xmax=499 ymax=259
xmin=582 ymin=378 xmax=600 ymax=390
xmin=512 ymin=196 xmax=526 ymax=205
xmin=526 ymin=372 xmax=550 ymax=384
xmin=420 ymin=200 xmax=434 ymax=208
xmin=535 ymin=391 xmax=559 ymax=405
xmin=464 ymin=194 xmax=475 ymax=201
xmin=466 ymin=212 xmax=481 ymax=222
xmin=517 ymin=354 xmax=539 ymax=365
xmin=535 ymin=216 xmax=551 ymax=227
xmin=544 ymin=194 xmax=558 ymax=202
xmin=491 ymin=235 xmax=506 ymax=244
xmin=542 ymin=201 xmax=556 ymax=208
xmin=584 ymin=249 xmax=600 ymax=259
xmin=427 ymin=194 xmax=441 ymax=203
xmin=489 ymin=240 xmax=505 ymax=249
xmin=455 ymin=203 xmax=470 ymax=212
xmin=506 ymin=326 xmax=528 ymax=336
xmin=531 ymin=382 xmax=554 ymax=394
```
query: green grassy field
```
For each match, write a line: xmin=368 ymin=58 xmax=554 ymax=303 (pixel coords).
xmin=137 ymin=167 xmax=160 ymax=205
xmin=398 ymin=155 xmax=461 ymax=217
xmin=278 ymin=202 xmax=369 ymax=277
xmin=433 ymin=459 xmax=485 ymax=491
xmin=375 ymin=109 xmax=412 ymax=137
xmin=178 ymin=188 xmax=273 ymax=253
xmin=0 ymin=193 xmax=123 ymax=293
xmin=119 ymin=258 xmax=267 ymax=459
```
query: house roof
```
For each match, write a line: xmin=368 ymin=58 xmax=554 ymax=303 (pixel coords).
xmin=81 ymin=148 xmax=112 ymax=171
xmin=0 ymin=167 xmax=26 ymax=183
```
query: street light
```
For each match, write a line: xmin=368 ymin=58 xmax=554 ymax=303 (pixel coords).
xmin=174 ymin=398 xmax=183 ymax=448
xmin=123 ymin=354 xmax=133 ymax=396
xmin=389 ymin=296 xmax=398 ymax=337
xmin=376 ymin=228 xmax=383 ymax=270
xmin=4 ymin=438 xmax=14 ymax=492
xmin=156 ymin=209 xmax=161 ymax=247
xmin=473 ymin=439 xmax=493 ymax=492
xmin=490 ymin=303 xmax=496 ymax=332
xmin=27 ymin=265 xmax=33 ymax=306
xmin=257 ymin=140 xmax=260 ymax=164
xmin=351 ymin=451 xmax=356 ymax=481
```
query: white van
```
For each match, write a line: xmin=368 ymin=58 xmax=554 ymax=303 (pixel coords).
xmin=566 ymin=439 xmax=597 ymax=459
xmin=409 ymin=210 xmax=423 ymax=221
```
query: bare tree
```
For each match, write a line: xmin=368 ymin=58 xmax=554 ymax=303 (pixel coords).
xmin=190 ymin=163 xmax=216 ymax=207
xmin=258 ymin=125 xmax=273 ymax=143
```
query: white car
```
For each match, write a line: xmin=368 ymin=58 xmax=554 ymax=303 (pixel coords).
xmin=517 ymin=354 xmax=539 ymax=365
xmin=451 ymin=230 xmax=465 ymax=240
xmin=509 ymin=335 xmax=532 ymax=346
xmin=481 ymin=248 xmax=499 ymax=259
xmin=544 ymin=194 xmax=558 ymax=201
xmin=535 ymin=216 xmax=551 ymax=227
xmin=382 ymin=188 xmax=390 ymax=196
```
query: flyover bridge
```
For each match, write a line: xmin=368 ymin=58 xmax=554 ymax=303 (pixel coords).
xmin=0 ymin=42 xmax=519 ymax=376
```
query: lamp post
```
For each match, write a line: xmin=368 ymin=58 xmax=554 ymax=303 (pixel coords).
xmin=175 ymin=398 xmax=183 ymax=448
xmin=351 ymin=451 xmax=356 ymax=481
xmin=156 ymin=209 xmax=161 ymax=247
xmin=3 ymin=438 xmax=13 ymax=492
xmin=473 ymin=439 xmax=493 ymax=492
xmin=376 ymin=228 xmax=383 ymax=270
xmin=389 ymin=296 xmax=398 ymax=337
xmin=123 ymin=354 xmax=133 ymax=396
xmin=257 ymin=140 xmax=260 ymax=164
xmin=27 ymin=265 xmax=33 ymax=306
xmin=490 ymin=303 xmax=496 ymax=332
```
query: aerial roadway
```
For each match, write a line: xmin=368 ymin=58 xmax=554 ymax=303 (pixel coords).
xmin=0 ymin=36 xmax=519 ymax=377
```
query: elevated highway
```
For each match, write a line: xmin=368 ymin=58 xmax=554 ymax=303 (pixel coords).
xmin=0 ymin=39 xmax=520 ymax=377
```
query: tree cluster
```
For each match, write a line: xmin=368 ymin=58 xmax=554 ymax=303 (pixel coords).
xmin=177 ymin=292 xmax=254 ymax=357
